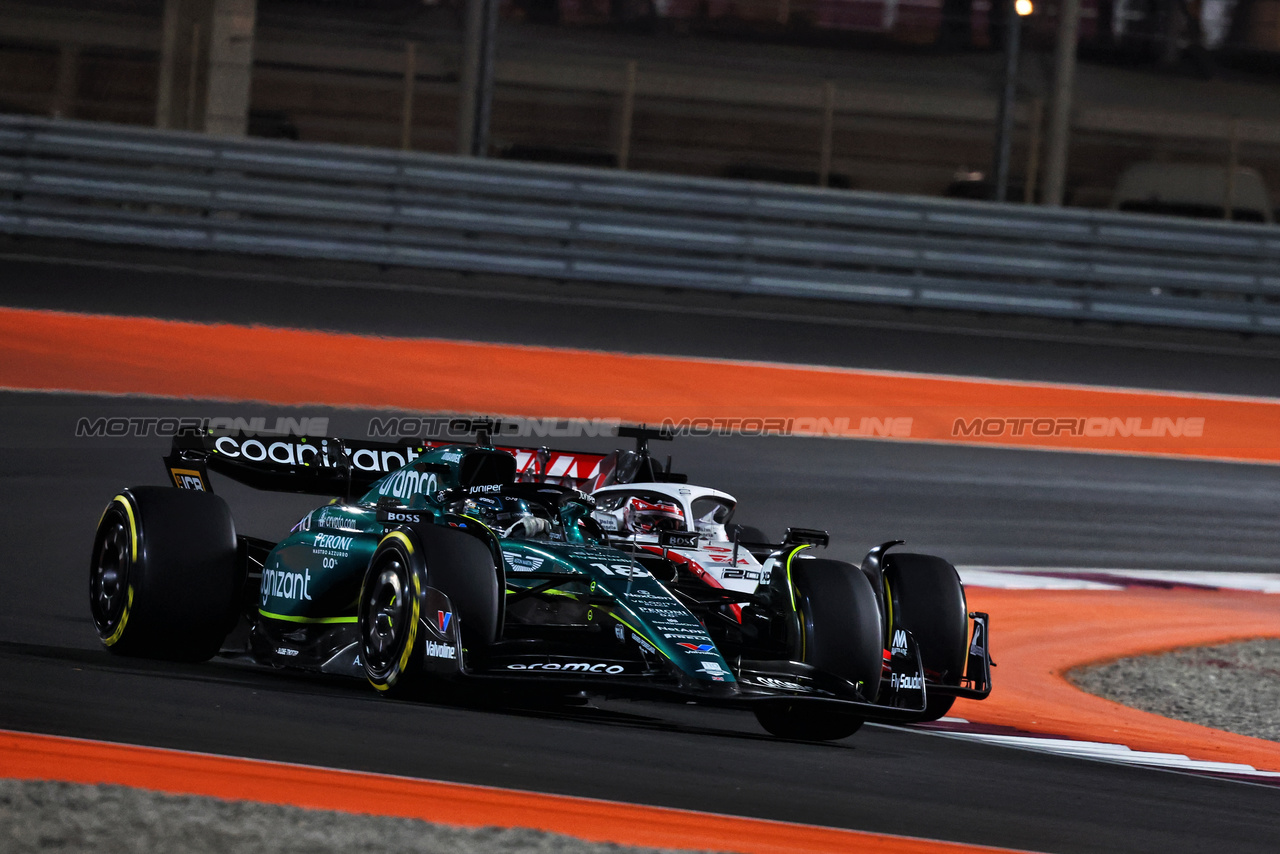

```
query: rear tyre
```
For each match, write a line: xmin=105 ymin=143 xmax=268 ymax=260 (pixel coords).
xmin=89 ymin=487 xmax=239 ymax=661
xmin=884 ymin=553 xmax=968 ymax=722
xmin=753 ymin=556 xmax=881 ymax=741
xmin=360 ymin=525 xmax=499 ymax=696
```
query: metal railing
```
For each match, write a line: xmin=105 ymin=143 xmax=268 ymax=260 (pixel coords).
xmin=2 ymin=114 xmax=1280 ymax=333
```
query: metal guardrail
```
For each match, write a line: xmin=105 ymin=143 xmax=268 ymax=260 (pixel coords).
xmin=2 ymin=114 xmax=1280 ymax=333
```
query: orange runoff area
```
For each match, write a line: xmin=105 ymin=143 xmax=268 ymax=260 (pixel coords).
xmin=2 ymin=306 xmax=1279 ymax=832
xmin=957 ymin=586 xmax=1280 ymax=772
xmin=2 ymin=307 xmax=1280 ymax=463
xmin=0 ymin=729 xmax=1042 ymax=854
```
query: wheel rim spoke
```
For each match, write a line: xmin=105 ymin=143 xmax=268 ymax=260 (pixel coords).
xmin=91 ymin=520 xmax=128 ymax=626
xmin=364 ymin=561 xmax=408 ymax=666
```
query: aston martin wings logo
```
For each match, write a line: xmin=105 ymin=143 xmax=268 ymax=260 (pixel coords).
xmin=504 ymin=553 xmax=545 ymax=572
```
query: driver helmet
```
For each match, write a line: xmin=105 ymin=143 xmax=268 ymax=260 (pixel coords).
xmin=623 ymin=496 xmax=686 ymax=535
xmin=460 ymin=496 xmax=550 ymax=538
xmin=458 ymin=495 xmax=504 ymax=528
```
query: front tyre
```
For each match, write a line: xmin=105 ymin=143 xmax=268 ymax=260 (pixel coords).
xmin=359 ymin=533 xmax=425 ymax=695
xmin=753 ymin=555 xmax=881 ymax=741
xmin=884 ymin=553 xmax=968 ymax=722
xmin=359 ymin=525 xmax=501 ymax=696
xmin=89 ymin=487 xmax=239 ymax=661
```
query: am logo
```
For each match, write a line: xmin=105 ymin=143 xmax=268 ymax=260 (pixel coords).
xmin=891 ymin=629 xmax=909 ymax=656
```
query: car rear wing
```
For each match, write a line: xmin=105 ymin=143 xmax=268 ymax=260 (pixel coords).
xmin=502 ymin=425 xmax=688 ymax=490
xmin=163 ymin=431 xmax=436 ymax=497
xmin=162 ymin=430 xmax=621 ymax=497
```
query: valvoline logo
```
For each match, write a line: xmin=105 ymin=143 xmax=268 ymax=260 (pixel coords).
xmin=437 ymin=611 xmax=453 ymax=633
xmin=678 ymin=643 xmax=715 ymax=653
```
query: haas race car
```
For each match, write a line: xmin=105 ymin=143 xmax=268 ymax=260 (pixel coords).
xmin=89 ymin=426 xmax=991 ymax=741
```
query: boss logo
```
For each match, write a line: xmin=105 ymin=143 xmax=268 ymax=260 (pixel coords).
xmin=385 ymin=512 xmax=421 ymax=523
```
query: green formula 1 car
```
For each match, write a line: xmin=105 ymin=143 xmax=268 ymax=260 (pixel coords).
xmin=89 ymin=428 xmax=989 ymax=740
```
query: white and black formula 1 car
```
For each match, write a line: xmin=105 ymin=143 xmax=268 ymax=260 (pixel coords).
xmin=583 ymin=428 xmax=993 ymax=728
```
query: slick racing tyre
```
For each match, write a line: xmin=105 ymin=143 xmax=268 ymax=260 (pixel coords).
xmin=359 ymin=524 xmax=499 ymax=696
xmin=754 ymin=555 xmax=882 ymax=741
xmin=883 ymin=553 xmax=968 ymax=722
xmin=89 ymin=487 xmax=240 ymax=661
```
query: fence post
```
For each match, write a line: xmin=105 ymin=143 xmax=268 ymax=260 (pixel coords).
xmin=819 ymin=79 xmax=835 ymax=188
xmin=1024 ymin=97 xmax=1044 ymax=204
xmin=401 ymin=41 xmax=417 ymax=151
xmin=1042 ymin=0 xmax=1080 ymax=206
xmin=51 ymin=45 xmax=80 ymax=119
xmin=617 ymin=60 xmax=637 ymax=170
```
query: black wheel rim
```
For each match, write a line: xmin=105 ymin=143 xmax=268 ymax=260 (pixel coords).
xmin=362 ymin=556 xmax=410 ymax=676
xmin=90 ymin=513 xmax=129 ymax=635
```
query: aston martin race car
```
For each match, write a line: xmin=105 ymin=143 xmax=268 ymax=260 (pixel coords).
xmin=89 ymin=427 xmax=989 ymax=740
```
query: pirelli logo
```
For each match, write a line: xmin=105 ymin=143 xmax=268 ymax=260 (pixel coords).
xmin=170 ymin=468 xmax=206 ymax=491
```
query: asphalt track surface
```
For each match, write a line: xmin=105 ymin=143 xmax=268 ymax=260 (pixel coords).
xmin=2 ymin=249 xmax=1280 ymax=853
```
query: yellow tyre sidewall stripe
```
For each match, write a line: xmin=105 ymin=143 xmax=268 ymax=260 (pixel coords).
xmin=101 ymin=495 xmax=140 ymax=645
xmin=103 ymin=585 xmax=134 ymax=647
xmin=112 ymin=494 xmax=139 ymax=563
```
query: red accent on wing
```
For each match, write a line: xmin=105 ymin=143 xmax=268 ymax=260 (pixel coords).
xmin=497 ymin=446 xmax=607 ymax=489
xmin=641 ymin=545 xmax=742 ymax=623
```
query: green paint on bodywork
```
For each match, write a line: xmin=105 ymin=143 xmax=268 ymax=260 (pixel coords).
xmin=499 ymin=538 xmax=735 ymax=683
xmin=258 ymin=444 xmax=737 ymax=685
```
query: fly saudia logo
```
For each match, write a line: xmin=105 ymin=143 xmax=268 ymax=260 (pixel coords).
xmin=891 ymin=673 xmax=923 ymax=691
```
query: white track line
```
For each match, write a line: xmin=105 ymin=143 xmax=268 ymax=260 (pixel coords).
xmin=908 ymin=718 xmax=1280 ymax=786
xmin=958 ymin=567 xmax=1280 ymax=593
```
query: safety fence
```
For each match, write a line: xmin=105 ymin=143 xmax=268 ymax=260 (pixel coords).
xmin=2 ymin=114 xmax=1279 ymax=333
